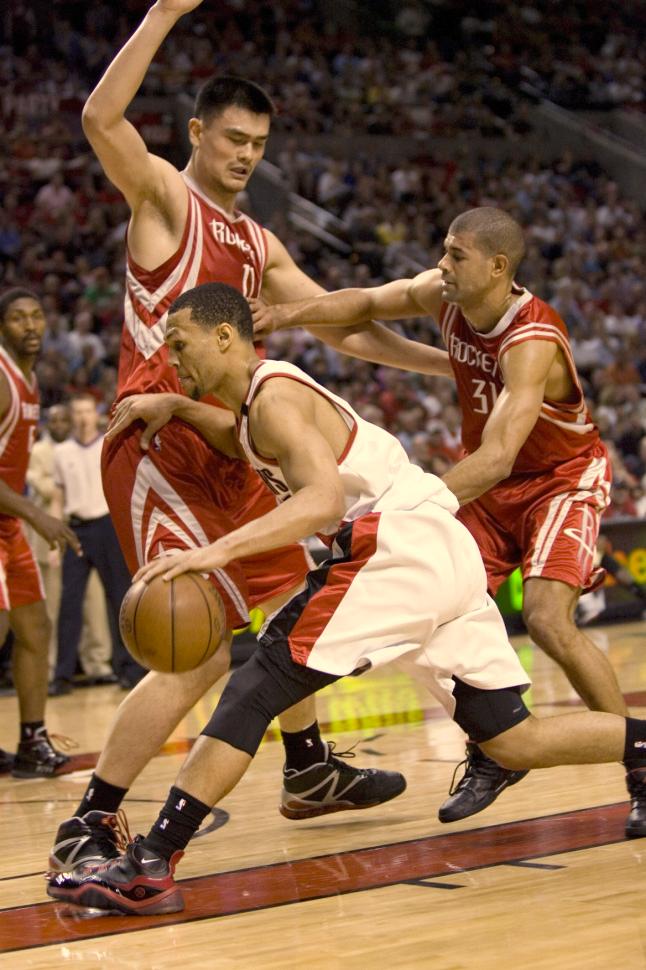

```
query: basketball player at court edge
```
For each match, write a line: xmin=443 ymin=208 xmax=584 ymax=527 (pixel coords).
xmin=251 ymin=205 xmax=646 ymax=840
xmin=47 ymin=0 xmax=446 ymax=872
xmin=0 ymin=289 xmax=80 ymax=777
xmin=47 ymin=282 xmax=646 ymax=915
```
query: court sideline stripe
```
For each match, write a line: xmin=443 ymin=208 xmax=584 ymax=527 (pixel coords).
xmin=0 ymin=801 xmax=630 ymax=953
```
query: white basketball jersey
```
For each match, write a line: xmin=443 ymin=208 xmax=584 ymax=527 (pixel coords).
xmin=236 ymin=360 xmax=458 ymax=536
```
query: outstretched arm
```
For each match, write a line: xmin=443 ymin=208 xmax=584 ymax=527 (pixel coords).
xmin=258 ymin=236 xmax=452 ymax=377
xmin=443 ymin=340 xmax=558 ymax=505
xmin=81 ymin=1 xmax=203 ymax=216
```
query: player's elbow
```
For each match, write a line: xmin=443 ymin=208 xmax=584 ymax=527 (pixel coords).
xmin=311 ymin=485 xmax=346 ymax=531
xmin=81 ymin=100 xmax=102 ymax=139
xmin=485 ymin=445 xmax=515 ymax=484
xmin=82 ymin=97 xmax=114 ymax=138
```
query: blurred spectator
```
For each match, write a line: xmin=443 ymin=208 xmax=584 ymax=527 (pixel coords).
xmin=26 ymin=404 xmax=114 ymax=684
xmin=49 ymin=395 xmax=145 ymax=694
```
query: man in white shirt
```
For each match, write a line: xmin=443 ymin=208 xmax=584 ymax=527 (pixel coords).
xmin=27 ymin=405 xmax=114 ymax=684
xmin=50 ymin=395 xmax=145 ymax=692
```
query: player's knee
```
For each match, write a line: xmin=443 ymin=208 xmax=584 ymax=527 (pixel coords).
xmin=523 ymin=603 xmax=570 ymax=654
xmin=480 ymin=718 xmax=537 ymax=770
xmin=202 ymin=654 xmax=295 ymax=756
xmin=16 ymin=613 xmax=51 ymax=654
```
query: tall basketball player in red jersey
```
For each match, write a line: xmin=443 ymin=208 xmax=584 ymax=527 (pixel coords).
xmin=0 ymin=289 xmax=80 ymax=777
xmin=253 ymin=206 xmax=646 ymax=838
xmin=48 ymin=0 xmax=415 ymax=872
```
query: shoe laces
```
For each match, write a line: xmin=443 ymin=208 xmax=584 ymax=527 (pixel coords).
xmin=87 ymin=814 xmax=134 ymax=875
xmin=447 ymin=745 xmax=499 ymax=795
xmin=46 ymin=733 xmax=79 ymax=753
xmin=326 ymin=740 xmax=358 ymax=762
xmin=105 ymin=808 xmax=132 ymax=854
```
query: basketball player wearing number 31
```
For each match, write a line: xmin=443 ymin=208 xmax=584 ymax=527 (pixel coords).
xmin=252 ymin=206 xmax=646 ymax=840
xmin=48 ymin=0 xmax=440 ymax=872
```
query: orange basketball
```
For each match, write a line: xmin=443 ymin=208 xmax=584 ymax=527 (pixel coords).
xmin=119 ymin=572 xmax=226 ymax=673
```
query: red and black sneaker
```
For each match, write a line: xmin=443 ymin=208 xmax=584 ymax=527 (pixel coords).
xmin=47 ymin=836 xmax=184 ymax=915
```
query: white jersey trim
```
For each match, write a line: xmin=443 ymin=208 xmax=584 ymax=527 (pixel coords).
xmin=131 ymin=456 xmax=248 ymax=620
xmin=0 ymin=356 xmax=20 ymax=462
xmin=529 ymin=454 xmax=609 ymax=576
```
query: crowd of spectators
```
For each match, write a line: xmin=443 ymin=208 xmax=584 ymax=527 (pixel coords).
xmin=1 ymin=0 xmax=645 ymax=521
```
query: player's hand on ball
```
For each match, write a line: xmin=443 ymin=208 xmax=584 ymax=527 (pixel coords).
xmin=134 ymin=542 xmax=231 ymax=584
xmin=107 ymin=393 xmax=182 ymax=449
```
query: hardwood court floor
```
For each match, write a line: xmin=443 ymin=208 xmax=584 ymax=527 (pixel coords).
xmin=2 ymin=620 xmax=646 ymax=969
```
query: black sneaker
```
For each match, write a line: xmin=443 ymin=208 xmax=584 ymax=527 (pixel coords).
xmin=438 ymin=742 xmax=529 ymax=823
xmin=47 ymin=836 xmax=184 ymax=915
xmin=280 ymin=741 xmax=406 ymax=819
xmin=0 ymin=748 xmax=14 ymax=773
xmin=12 ymin=730 xmax=71 ymax=778
xmin=625 ymin=767 xmax=646 ymax=838
xmin=49 ymin=811 xmax=125 ymax=873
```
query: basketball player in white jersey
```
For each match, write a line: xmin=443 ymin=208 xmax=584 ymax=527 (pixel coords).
xmin=49 ymin=0 xmax=436 ymax=871
xmin=48 ymin=282 xmax=646 ymax=915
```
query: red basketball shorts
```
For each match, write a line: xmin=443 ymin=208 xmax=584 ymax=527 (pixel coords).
xmin=102 ymin=421 xmax=311 ymax=630
xmin=457 ymin=445 xmax=611 ymax=596
xmin=0 ymin=517 xmax=45 ymax=611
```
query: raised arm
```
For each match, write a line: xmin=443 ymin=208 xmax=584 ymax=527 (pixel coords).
xmin=81 ymin=1 xmax=203 ymax=222
xmin=442 ymin=340 xmax=559 ymax=505
xmin=258 ymin=237 xmax=452 ymax=378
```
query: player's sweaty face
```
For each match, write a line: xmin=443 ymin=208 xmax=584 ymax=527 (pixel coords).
xmin=438 ymin=233 xmax=492 ymax=305
xmin=193 ymin=106 xmax=270 ymax=196
xmin=0 ymin=298 xmax=46 ymax=358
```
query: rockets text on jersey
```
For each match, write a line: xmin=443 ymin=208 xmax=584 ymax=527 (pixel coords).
xmin=440 ymin=288 xmax=601 ymax=474
xmin=117 ymin=172 xmax=268 ymax=400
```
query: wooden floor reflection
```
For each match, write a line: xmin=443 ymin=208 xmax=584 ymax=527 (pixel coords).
xmin=1 ymin=620 xmax=645 ymax=969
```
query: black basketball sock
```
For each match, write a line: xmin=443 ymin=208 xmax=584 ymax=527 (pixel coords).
xmin=281 ymin=721 xmax=327 ymax=772
xmin=20 ymin=721 xmax=45 ymax=743
xmin=143 ymin=786 xmax=211 ymax=860
xmin=623 ymin=717 xmax=646 ymax=770
xmin=76 ymin=773 xmax=129 ymax=817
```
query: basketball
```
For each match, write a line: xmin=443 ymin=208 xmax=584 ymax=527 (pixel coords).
xmin=119 ymin=572 xmax=227 ymax=673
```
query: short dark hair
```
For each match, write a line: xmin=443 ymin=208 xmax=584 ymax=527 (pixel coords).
xmin=0 ymin=287 xmax=41 ymax=323
xmin=194 ymin=75 xmax=275 ymax=126
xmin=449 ymin=207 xmax=526 ymax=276
xmin=169 ymin=283 xmax=253 ymax=340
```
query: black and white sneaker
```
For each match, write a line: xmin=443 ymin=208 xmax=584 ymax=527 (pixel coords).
xmin=12 ymin=730 xmax=70 ymax=778
xmin=0 ymin=748 xmax=14 ymax=774
xmin=625 ymin=767 xmax=646 ymax=838
xmin=438 ymin=742 xmax=529 ymax=823
xmin=49 ymin=810 xmax=125 ymax=873
xmin=280 ymin=741 xmax=406 ymax=819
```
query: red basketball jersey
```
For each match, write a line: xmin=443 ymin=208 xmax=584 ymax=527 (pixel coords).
xmin=440 ymin=288 xmax=601 ymax=474
xmin=0 ymin=346 xmax=39 ymax=504
xmin=118 ymin=173 xmax=268 ymax=399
